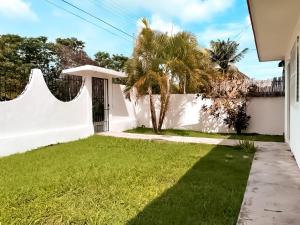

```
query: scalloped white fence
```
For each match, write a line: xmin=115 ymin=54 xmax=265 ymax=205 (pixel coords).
xmin=0 ymin=69 xmax=94 ymax=156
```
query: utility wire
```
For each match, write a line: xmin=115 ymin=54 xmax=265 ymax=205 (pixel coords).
xmin=60 ymin=0 xmax=135 ymax=39
xmin=43 ymin=0 xmax=132 ymax=42
xmin=230 ymin=24 xmax=251 ymax=41
xmin=204 ymin=24 xmax=252 ymax=64
xmin=89 ymin=0 xmax=137 ymax=26
xmin=105 ymin=0 xmax=141 ymax=21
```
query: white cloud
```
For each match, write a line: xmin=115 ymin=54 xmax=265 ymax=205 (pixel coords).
xmin=197 ymin=17 xmax=253 ymax=48
xmin=246 ymin=15 xmax=251 ymax=26
xmin=137 ymin=15 xmax=182 ymax=35
xmin=0 ymin=0 xmax=38 ymax=21
xmin=111 ymin=0 xmax=235 ymax=23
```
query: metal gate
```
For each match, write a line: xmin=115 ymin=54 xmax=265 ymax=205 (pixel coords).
xmin=92 ymin=77 xmax=109 ymax=132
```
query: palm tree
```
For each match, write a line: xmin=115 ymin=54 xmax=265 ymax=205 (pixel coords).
xmin=125 ymin=19 xmax=209 ymax=133
xmin=209 ymin=39 xmax=248 ymax=74
xmin=167 ymin=32 xmax=213 ymax=94
xmin=124 ymin=19 xmax=166 ymax=133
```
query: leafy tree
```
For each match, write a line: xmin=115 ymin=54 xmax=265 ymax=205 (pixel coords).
xmin=95 ymin=51 xmax=128 ymax=71
xmin=95 ymin=51 xmax=129 ymax=84
xmin=56 ymin=37 xmax=85 ymax=52
xmin=0 ymin=35 xmax=59 ymax=100
xmin=0 ymin=35 xmax=95 ymax=100
xmin=94 ymin=51 xmax=112 ymax=68
xmin=201 ymin=68 xmax=252 ymax=134
xmin=55 ymin=37 xmax=95 ymax=69
xmin=209 ymin=39 xmax=248 ymax=74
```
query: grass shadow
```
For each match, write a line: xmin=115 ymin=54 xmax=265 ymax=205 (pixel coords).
xmin=126 ymin=144 xmax=253 ymax=225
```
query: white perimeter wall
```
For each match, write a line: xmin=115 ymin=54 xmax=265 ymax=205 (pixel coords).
xmin=0 ymin=77 xmax=285 ymax=158
xmin=285 ymin=13 xmax=300 ymax=167
xmin=0 ymin=69 xmax=94 ymax=157
xmin=132 ymin=94 xmax=284 ymax=135
xmin=110 ymin=84 xmax=137 ymax=131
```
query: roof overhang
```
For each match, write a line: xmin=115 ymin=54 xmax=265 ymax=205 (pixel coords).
xmin=62 ymin=65 xmax=126 ymax=78
xmin=247 ymin=0 xmax=300 ymax=61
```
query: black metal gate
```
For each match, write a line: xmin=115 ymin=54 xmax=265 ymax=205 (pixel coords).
xmin=92 ymin=77 xmax=109 ymax=132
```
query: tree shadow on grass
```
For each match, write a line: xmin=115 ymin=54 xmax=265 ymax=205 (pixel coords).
xmin=126 ymin=145 xmax=253 ymax=225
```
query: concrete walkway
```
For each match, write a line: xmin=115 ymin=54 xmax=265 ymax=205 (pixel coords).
xmin=98 ymin=132 xmax=300 ymax=225
xmin=237 ymin=141 xmax=300 ymax=225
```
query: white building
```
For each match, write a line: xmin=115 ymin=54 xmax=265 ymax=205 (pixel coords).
xmin=247 ymin=0 xmax=300 ymax=167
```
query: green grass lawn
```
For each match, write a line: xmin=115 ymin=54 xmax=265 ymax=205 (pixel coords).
xmin=126 ymin=127 xmax=284 ymax=142
xmin=0 ymin=136 xmax=253 ymax=225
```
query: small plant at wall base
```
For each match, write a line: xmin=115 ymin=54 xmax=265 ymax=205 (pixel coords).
xmin=224 ymin=101 xmax=251 ymax=135
xmin=238 ymin=139 xmax=256 ymax=153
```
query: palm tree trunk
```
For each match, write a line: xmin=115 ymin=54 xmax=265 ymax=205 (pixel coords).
xmin=183 ymin=74 xmax=186 ymax=94
xmin=148 ymin=86 xmax=158 ymax=133
xmin=158 ymin=93 xmax=170 ymax=132
xmin=158 ymin=79 xmax=170 ymax=132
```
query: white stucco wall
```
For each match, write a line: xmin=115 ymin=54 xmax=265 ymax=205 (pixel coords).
xmin=0 ymin=76 xmax=285 ymax=158
xmin=247 ymin=97 xmax=284 ymax=135
xmin=110 ymin=84 xmax=137 ymax=131
xmin=284 ymin=13 xmax=300 ymax=167
xmin=0 ymin=69 xmax=94 ymax=157
xmin=134 ymin=94 xmax=284 ymax=135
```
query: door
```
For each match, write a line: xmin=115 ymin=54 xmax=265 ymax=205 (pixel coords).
xmin=92 ymin=77 xmax=109 ymax=132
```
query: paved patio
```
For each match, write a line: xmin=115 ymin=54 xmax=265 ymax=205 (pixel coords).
xmin=99 ymin=131 xmax=300 ymax=225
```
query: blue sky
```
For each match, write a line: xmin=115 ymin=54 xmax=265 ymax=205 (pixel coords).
xmin=0 ymin=0 xmax=282 ymax=79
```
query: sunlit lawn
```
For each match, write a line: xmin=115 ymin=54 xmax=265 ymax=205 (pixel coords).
xmin=126 ymin=127 xmax=284 ymax=142
xmin=0 ymin=136 xmax=253 ymax=225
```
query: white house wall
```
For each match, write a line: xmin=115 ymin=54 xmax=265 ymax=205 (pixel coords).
xmin=285 ymin=13 xmax=300 ymax=167
xmin=0 ymin=69 xmax=94 ymax=157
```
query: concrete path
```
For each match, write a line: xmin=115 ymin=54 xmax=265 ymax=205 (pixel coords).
xmin=98 ymin=131 xmax=300 ymax=225
xmin=237 ymin=141 xmax=300 ymax=225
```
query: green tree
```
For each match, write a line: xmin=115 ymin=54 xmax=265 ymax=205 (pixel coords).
xmin=209 ymin=39 xmax=248 ymax=74
xmin=55 ymin=37 xmax=95 ymax=69
xmin=94 ymin=51 xmax=129 ymax=84
xmin=95 ymin=51 xmax=128 ymax=71
xmin=94 ymin=51 xmax=112 ymax=68
xmin=0 ymin=35 xmax=95 ymax=100
xmin=0 ymin=35 xmax=59 ymax=100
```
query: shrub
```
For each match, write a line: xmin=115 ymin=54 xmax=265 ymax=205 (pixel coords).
xmin=238 ymin=139 xmax=256 ymax=153
xmin=224 ymin=101 xmax=251 ymax=135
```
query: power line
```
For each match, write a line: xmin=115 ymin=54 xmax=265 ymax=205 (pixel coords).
xmin=43 ymin=0 xmax=132 ymax=42
xmin=230 ymin=24 xmax=251 ymax=41
xmin=60 ymin=0 xmax=135 ymax=39
xmin=104 ymin=0 xmax=141 ymax=21
xmin=202 ymin=25 xmax=252 ymax=64
xmin=88 ymin=0 xmax=137 ymax=26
